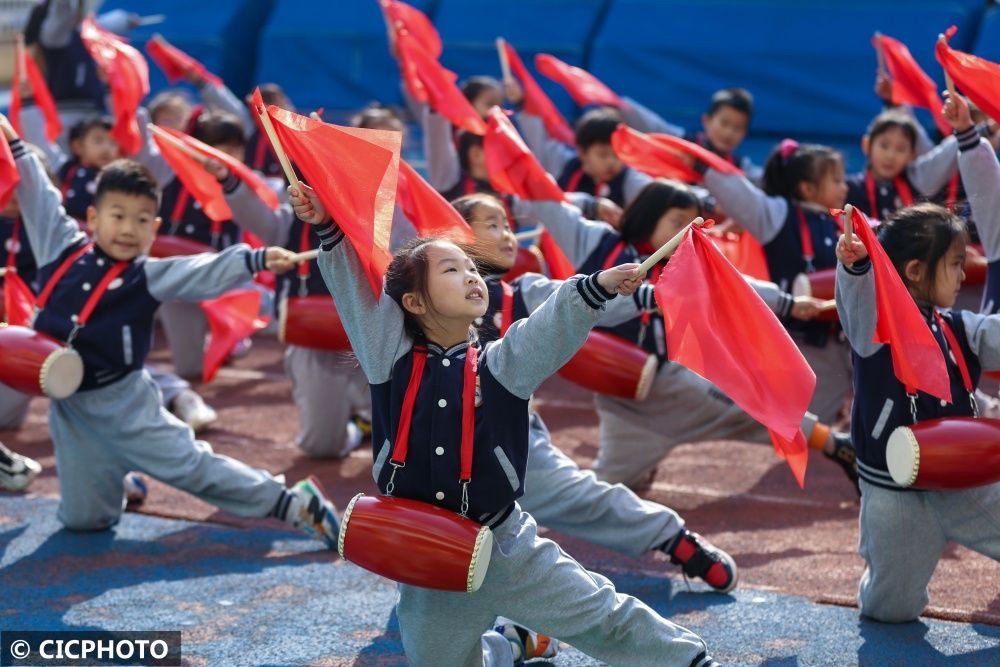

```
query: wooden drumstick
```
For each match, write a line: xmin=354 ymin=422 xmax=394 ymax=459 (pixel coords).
xmin=874 ymin=32 xmax=887 ymax=79
xmin=253 ymin=97 xmax=303 ymax=191
xmin=496 ymin=37 xmax=512 ymax=82
xmin=844 ymin=204 xmax=854 ymax=246
xmin=637 ymin=217 xmax=705 ymax=274
xmin=514 ymin=226 xmax=544 ymax=242
xmin=817 ymin=299 xmax=838 ymax=312
xmin=291 ymin=249 xmax=320 ymax=263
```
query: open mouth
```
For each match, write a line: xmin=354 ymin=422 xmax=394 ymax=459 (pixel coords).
xmin=466 ymin=287 xmax=484 ymax=301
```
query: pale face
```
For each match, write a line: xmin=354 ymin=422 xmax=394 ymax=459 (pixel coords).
xmin=73 ymin=127 xmax=119 ymax=169
xmin=868 ymin=127 xmax=916 ymax=180
xmin=471 ymin=87 xmax=503 ymax=119
xmin=87 ymin=192 xmax=161 ymax=261
xmin=152 ymin=101 xmax=191 ymax=131
xmin=930 ymin=239 xmax=967 ymax=309
xmin=800 ymin=161 xmax=848 ymax=210
xmin=579 ymin=142 xmax=623 ymax=183
xmin=405 ymin=242 xmax=489 ymax=329
xmin=467 ymin=201 xmax=517 ymax=270
xmin=650 ymin=205 xmax=701 ymax=249
xmin=701 ymin=106 xmax=749 ymax=155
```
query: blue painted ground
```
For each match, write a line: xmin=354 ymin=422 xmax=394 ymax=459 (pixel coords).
xmin=1 ymin=494 xmax=998 ymax=667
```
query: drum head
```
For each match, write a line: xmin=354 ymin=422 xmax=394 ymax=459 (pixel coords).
xmin=468 ymin=526 xmax=494 ymax=593
xmin=634 ymin=354 xmax=658 ymax=401
xmin=886 ymin=426 xmax=919 ymax=487
xmin=40 ymin=347 xmax=85 ymax=399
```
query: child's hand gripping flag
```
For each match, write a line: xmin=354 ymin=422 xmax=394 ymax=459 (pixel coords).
xmin=873 ymin=32 xmax=950 ymax=136
xmin=936 ymin=26 xmax=1000 ymax=125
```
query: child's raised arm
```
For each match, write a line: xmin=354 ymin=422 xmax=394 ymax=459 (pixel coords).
xmin=145 ymin=243 xmax=292 ymax=302
xmin=221 ymin=174 xmax=294 ymax=247
xmin=511 ymin=197 xmax=614 ymax=268
xmin=515 ymin=111 xmax=575 ymax=178
xmin=834 ymin=235 xmax=882 ymax=358
xmin=702 ymin=168 xmax=788 ymax=245
xmin=619 ymin=97 xmax=686 ymax=137
xmin=422 ymin=106 xmax=462 ymax=193
xmin=953 ymin=115 xmax=1000 ymax=261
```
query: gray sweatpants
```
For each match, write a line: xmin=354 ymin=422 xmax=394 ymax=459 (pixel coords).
xmin=396 ymin=505 xmax=707 ymax=667
xmin=796 ymin=335 xmax=854 ymax=425
xmin=284 ymin=345 xmax=371 ymax=458
xmin=158 ymin=300 xmax=209 ymax=380
xmin=48 ymin=369 xmax=285 ymax=531
xmin=520 ymin=412 xmax=682 ymax=557
xmin=0 ymin=382 xmax=32 ymax=430
xmin=594 ymin=361 xmax=818 ymax=487
xmin=146 ymin=366 xmax=191 ymax=407
xmin=857 ymin=479 xmax=1000 ymax=623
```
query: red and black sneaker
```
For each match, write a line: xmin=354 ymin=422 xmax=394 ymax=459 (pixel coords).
xmin=665 ymin=529 xmax=738 ymax=593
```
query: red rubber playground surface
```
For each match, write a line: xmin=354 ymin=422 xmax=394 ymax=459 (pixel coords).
xmin=4 ymin=333 xmax=999 ymax=628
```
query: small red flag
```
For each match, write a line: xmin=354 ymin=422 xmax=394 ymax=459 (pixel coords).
xmin=381 ymin=0 xmax=442 ymax=59
xmin=146 ymin=34 xmax=221 ymax=86
xmin=503 ymin=41 xmax=575 ymax=145
xmin=3 ymin=269 xmax=35 ymax=327
xmin=538 ymin=229 xmax=577 ymax=280
xmin=80 ymin=18 xmax=150 ymax=156
xmin=254 ymin=89 xmax=401 ymax=298
xmin=656 ymin=225 xmax=815 ymax=485
xmin=936 ymin=26 xmax=1000 ymax=126
xmin=483 ymin=106 xmax=565 ymax=202
xmin=10 ymin=38 xmax=62 ymax=142
xmin=874 ymin=33 xmax=949 ymax=136
xmin=396 ymin=31 xmax=487 ymax=135
xmin=152 ymin=131 xmax=232 ymax=223
xmin=534 ymin=54 xmax=623 ymax=108
xmin=834 ymin=205 xmax=951 ymax=402
xmin=611 ymin=125 xmax=702 ymax=183
xmin=397 ymin=159 xmax=473 ymax=242
xmin=0 ymin=138 xmax=19 ymax=210
xmin=200 ymin=288 xmax=268 ymax=383
xmin=649 ymin=132 xmax=743 ymax=176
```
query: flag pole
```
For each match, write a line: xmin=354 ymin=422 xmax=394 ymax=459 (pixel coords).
xmin=874 ymin=32 xmax=887 ymax=79
xmin=637 ymin=217 xmax=705 ymax=274
xmin=843 ymin=204 xmax=854 ymax=246
xmin=291 ymin=249 xmax=320 ymax=264
xmin=938 ymin=34 xmax=957 ymax=99
xmin=253 ymin=96 xmax=302 ymax=190
xmin=496 ymin=37 xmax=512 ymax=82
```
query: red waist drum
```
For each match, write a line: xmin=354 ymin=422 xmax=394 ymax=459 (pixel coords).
xmin=278 ymin=295 xmax=351 ymax=352
xmin=0 ymin=324 xmax=83 ymax=399
xmin=886 ymin=417 xmax=1000 ymax=490
xmin=558 ymin=330 xmax=657 ymax=401
xmin=150 ymin=236 xmax=216 ymax=258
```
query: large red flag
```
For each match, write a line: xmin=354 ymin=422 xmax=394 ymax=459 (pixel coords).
xmin=611 ymin=125 xmax=702 ymax=183
xmin=649 ymin=132 xmax=743 ymax=176
xmin=79 ymin=18 xmax=150 ymax=156
xmin=396 ymin=31 xmax=487 ymax=135
xmin=0 ymin=138 xmax=19 ymax=210
xmin=535 ymin=54 xmax=623 ymax=108
xmin=503 ymin=41 xmax=575 ymax=145
xmin=483 ymin=107 xmax=565 ymax=202
xmin=656 ymin=225 xmax=815 ymax=485
xmin=200 ymin=288 xmax=269 ymax=383
xmin=146 ymin=34 xmax=221 ymax=86
xmin=936 ymin=26 xmax=1000 ymax=126
xmin=3 ymin=270 xmax=35 ymax=327
xmin=835 ymin=205 xmax=951 ymax=401
xmin=874 ymin=33 xmax=949 ymax=136
xmin=397 ymin=159 xmax=473 ymax=242
xmin=152 ymin=131 xmax=232 ymax=223
xmin=254 ymin=89 xmax=401 ymax=298
xmin=381 ymin=0 xmax=441 ymax=58
xmin=10 ymin=38 xmax=62 ymax=142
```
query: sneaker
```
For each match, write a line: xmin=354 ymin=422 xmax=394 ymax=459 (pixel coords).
xmin=0 ymin=443 xmax=41 ymax=492
xmin=123 ymin=472 xmax=148 ymax=507
xmin=689 ymin=652 xmax=721 ymax=667
xmin=171 ymin=389 xmax=218 ymax=433
xmin=228 ymin=337 xmax=253 ymax=360
xmin=350 ymin=414 xmax=372 ymax=441
xmin=665 ymin=529 xmax=738 ymax=593
xmin=285 ymin=476 xmax=339 ymax=549
xmin=825 ymin=432 xmax=860 ymax=496
xmin=344 ymin=420 xmax=363 ymax=455
xmin=495 ymin=621 xmax=557 ymax=665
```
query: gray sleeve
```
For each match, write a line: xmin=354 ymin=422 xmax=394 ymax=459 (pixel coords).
xmin=960 ymin=310 xmax=1000 ymax=372
xmin=907 ymin=135 xmax=958 ymax=196
xmin=222 ymin=178 xmax=294 ymax=247
xmin=199 ymin=82 xmax=253 ymax=136
xmin=703 ymin=169 xmax=788 ymax=245
xmin=39 ymin=0 xmax=78 ymax=49
xmin=13 ymin=145 xmax=86 ymax=267
xmin=515 ymin=111 xmax=573 ymax=177
xmin=390 ymin=204 xmax=418 ymax=252
xmin=834 ymin=260 xmax=882 ymax=358
xmin=486 ymin=273 xmax=611 ymax=398
xmin=315 ymin=224 xmax=410 ymax=384
xmin=623 ymin=167 xmax=652 ymax=206
xmin=133 ymin=107 xmax=175 ymax=187
xmin=958 ymin=138 xmax=1000 ymax=261
xmin=511 ymin=198 xmax=612 ymax=268
xmin=517 ymin=272 xmax=648 ymax=328
xmin=423 ymin=107 xmax=461 ymax=192
xmin=95 ymin=9 xmax=136 ymax=35
xmin=746 ymin=277 xmax=794 ymax=318
xmin=619 ymin=97 xmax=686 ymax=136
xmin=144 ymin=243 xmax=265 ymax=302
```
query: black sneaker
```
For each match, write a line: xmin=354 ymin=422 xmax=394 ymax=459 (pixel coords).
xmin=825 ymin=432 xmax=860 ymax=496
xmin=665 ymin=529 xmax=738 ymax=593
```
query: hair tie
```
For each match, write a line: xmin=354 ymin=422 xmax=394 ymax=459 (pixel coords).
xmin=779 ymin=138 xmax=800 ymax=163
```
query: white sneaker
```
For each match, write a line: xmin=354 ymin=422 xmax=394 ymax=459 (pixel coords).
xmin=123 ymin=472 xmax=148 ymax=507
xmin=0 ymin=443 xmax=41 ymax=492
xmin=344 ymin=420 xmax=363 ymax=455
xmin=172 ymin=389 xmax=218 ymax=433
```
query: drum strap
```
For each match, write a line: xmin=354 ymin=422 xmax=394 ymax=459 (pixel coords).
xmin=499 ymin=282 xmax=513 ymax=336
xmin=795 ymin=205 xmax=816 ymax=273
xmin=865 ymin=170 xmax=913 ymax=221
xmin=935 ymin=312 xmax=978 ymax=417
xmin=296 ymin=222 xmax=312 ymax=296
xmin=387 ymin=343 xmax=479 ymax=516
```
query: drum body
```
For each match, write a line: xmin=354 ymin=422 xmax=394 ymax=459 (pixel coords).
xmin=886 ymin=417 xmax=1000 ymax=490
xmin=964 ymin=243 xmax=986 ymax=286
xmin=278 ymin=296 xmax=351 ymax=352
xmin=558 ymin=330 xmax=658 ymax=401
xmin=791 ymin=269 xmax=838 ymax=321
xmin=503 ymin=246 xmax=544 ymax=282
xmin=0 ymin=325 xmax=84 ymax=398
xmin=338 ymin=493 xmax=493 ymax=593
xmin=150 ymin=235 xmax=215 ymax=258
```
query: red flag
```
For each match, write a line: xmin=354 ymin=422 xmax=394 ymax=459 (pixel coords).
xmin=709 ymin=230 xmax=770 ymax=281
xmin=535 ymin=54 xmax=623 ymax=108
xmin=152 ymin=131 xmax=232 ymax=223
xmin=649 ymin=132 xmax=743 ymax=176
xmin=611 ymin=125 xmax=702 ymax=183
xmin=381 ymin=0 xmax=441 ymax=59
xmin=936 ymin=26 xmax=1000 ymax=126
xmin=538 ymin=229 xmax=577 ymax=280
xmin=160 ymin=126 xmax=279 ymax=209
xmin=254 ymin=89 xmax=401 ymax=298
xmin=483 ymin=106 xmax=565 ymax=202
xmin=200 ymin=288 xmax=268 ymax=383
xmin=834 ymin=206 xmax=951 ymax=401
xmin=503 ymin=41 xmax=575 ymax=145
xmin=3 ymin=270 xmax=35 ymax=327
xmin=396 ymin=31 xmax=487 ymax=135
xmin=397 ymin=159 xmax=473 ymax=242
xmin=10 ymin=38 xmax=62 ymax=142
xmin=80 ymin=18 xmax=150 ymax=156
xmin=656 ymin=225 xmax=815 ymax=485
xmin=0 ymin=138 xmax=19 ymax=210
xmin=146 ymin=34 xmax=221 ymax=86
xmin=874 ymin=33 xmax=949 ymax=136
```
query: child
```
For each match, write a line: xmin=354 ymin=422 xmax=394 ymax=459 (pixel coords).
xmin=835 ymin=200 xmax=1000 ymax=622
xmin=59 ymin=116 xmax=118 ymax=222
xmin=2 ymin=114 xmax=337 ymax=547
xmin=147 ymin=90 xmax=196 ymax=132
xmin=289 ymin=187 xmax=720 ymax=667
xmin=845 ymin=110 xmax=959 ymax=221
xmin=0 ymin=441 xmax=41 ymax=492
xmin=514 ymin=180 xmax=858 ymax=490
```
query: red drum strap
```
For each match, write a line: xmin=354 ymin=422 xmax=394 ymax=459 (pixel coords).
xmin=865 ymin=170 xmax=913 ymax=219
xmin=499 ymin=281 xmax=513 ymax=336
